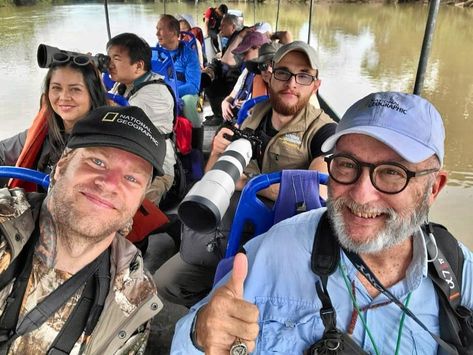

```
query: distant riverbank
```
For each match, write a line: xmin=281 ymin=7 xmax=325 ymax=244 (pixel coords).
xmin=2 ymin=0 xmax=473 ymax=8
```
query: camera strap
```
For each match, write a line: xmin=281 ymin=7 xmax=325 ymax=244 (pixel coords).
xmin=310 ymin=212 xmax=467 ymax=354
xmin=340 ymin=244 xmax=458 ymax=354
xmin=0 ymin=220 xmax=109 ymax=354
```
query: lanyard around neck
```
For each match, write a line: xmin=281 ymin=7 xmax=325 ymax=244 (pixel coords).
xmin=341 ymin=246 xmax=457 ymax=354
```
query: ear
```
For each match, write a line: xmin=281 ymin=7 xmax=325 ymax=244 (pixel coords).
xmin=53 ymin=157 xmax=67 ymax=182
xmin=135 ymin=60 xmax=145 ymax=72
xmin=428 ymin=170 xmax=448 ymax=205
xmin=312 ymin=79 xmax=321 ymax=94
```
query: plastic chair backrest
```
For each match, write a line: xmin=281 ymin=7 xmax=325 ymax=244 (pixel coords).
xmin=213 ymin=169 xmax=327 ymax=285
xmin=0 ymin=167 xmax=50 ymax=189
xmin=236 ymin=95 xmax=269 ymax=126
xmin=180 ymin=31 xmax=198 ymax=52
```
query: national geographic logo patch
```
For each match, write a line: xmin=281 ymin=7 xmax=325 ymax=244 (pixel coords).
xmin=102 ymin=112 xmax=119 ymax=122
xmin=281 ymin=133 xmax=302 ymax=147
xmin=368 ymin=98 xmax=407 ymax=114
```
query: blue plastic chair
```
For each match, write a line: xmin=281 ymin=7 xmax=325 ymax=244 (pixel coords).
xmin=236 ymin=95 xmax=269 ymax=126
xmin=213 ymin=169 xmax=328 ymax=284
xmin=0 ymin=167 xmax=50 ymax=189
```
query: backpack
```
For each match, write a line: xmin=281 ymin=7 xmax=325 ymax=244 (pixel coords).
xmin=311 ymin=212 xmax=473 ymax=355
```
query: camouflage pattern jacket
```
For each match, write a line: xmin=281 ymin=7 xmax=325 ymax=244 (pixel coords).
xmin=0 ymin=188 xmax=163 ymax=354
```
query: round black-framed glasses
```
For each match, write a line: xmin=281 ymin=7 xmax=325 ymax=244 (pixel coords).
xmin=324 ymin=154 xmax=439 ymax=194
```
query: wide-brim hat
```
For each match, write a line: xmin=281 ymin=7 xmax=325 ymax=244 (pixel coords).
xmin=232 ymin=31 xmax=270 ymax=55
xmin=245 ymin=42 xmax=282 ymax=74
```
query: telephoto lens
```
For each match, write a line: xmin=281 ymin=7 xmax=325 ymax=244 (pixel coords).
xmin=178 ymin=138 xmax=253 ymax=233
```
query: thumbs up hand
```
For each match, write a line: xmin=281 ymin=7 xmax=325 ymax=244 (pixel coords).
xmin=194 ymin=253 xmax=260 ymax=354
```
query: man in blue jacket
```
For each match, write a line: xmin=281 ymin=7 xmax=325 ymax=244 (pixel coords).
xmin=156 ymin=14 xmax=202 ymax=149
xmin=171 ymin=92 xmax=473 ymax=354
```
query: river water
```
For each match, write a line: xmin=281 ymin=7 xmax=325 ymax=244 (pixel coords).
xmin=0 ymin=2 xmax=472 ymax=246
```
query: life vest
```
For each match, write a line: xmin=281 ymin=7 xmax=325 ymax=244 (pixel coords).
xmin=8 ymin=106 xmax=49 ymax=192
xmin=252 ymin=74 xmax=267 ymax=98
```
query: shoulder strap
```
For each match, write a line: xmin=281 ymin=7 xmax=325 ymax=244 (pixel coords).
xmin=47 ymin=248 xmax=111 ymax=355
xmin=128 ymin=78 xmax=177 ymax=124
xmin=426 ymin=223 xmax=473 ymax=353
xmin=311 ymin=211 xmax=340 ymax=279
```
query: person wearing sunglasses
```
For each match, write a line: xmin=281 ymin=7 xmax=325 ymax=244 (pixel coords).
xmin=215 ymin=31 xmax=271 ymax=125
xmin=155 ymin=41 xmax=337 ymax=310
xmin=0 ymin=50 xmax=108 ymax=189
xmin=172 ymin=92 xmax=473 ymax=355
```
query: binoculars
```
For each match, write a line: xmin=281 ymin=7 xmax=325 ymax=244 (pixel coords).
xmin=37 ymin=44 xmax=110 ymax=72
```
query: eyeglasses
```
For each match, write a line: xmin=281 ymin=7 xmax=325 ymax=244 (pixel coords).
xmin=324 ymin=154 xmax=439 ymax=194
xmin=52 ymin=52 xmax=93 ymax=67
xmin=272 ymin=68 xmax=317 ymax=86
xmin=257 ymin=62 xmax=270 ymax=72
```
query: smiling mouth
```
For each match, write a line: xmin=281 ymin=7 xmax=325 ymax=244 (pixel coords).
xmin=347 ymin=205 xmax=385 ymax=219
xmin=81 ymin=192 xmax=115 ymax=209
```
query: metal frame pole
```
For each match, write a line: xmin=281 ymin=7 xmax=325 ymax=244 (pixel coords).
xmin=308 ymin=0 xmax=314 ymax=44
xmin=413 ymin=0 xmax=441 ymax=95
xmin=275 ymin=0 xmax=281 ymax=31
xmin=104 ymin=0 xmax=111 ymax=40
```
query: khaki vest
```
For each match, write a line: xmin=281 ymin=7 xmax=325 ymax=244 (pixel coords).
xmin=241 ymin=101 xmax=334 ymax=175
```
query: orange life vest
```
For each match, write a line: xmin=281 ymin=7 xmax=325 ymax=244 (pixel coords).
xmin=9 ymin=105 xmax=49 ymax=192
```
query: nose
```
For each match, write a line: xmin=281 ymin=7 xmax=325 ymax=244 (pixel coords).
xmin=94 ymin=169 xmax=121 ymax=191
xmin=59 ymin=89 xmax=72 ymax=101
xmin=284 ymin=74 xmax=298 ymax=88
xmin=348 ymin=168 xmax=379 ymax=204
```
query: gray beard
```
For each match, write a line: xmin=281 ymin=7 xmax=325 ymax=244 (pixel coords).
xmin=326 ymin=185 xmax=431 ymax=254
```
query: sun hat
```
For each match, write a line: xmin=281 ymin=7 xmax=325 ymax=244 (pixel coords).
xmin=232 ymin=31 xmax=270 ymax=55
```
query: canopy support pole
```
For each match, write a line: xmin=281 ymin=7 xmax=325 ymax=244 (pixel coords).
xmin=104 ymin=0 xmax=111 ymax=40
xmin=307 ymin=0 xmax=314 ymax=44
xmin=275 ymin=0 xmax=281 ymax=31
xmin=413 ymin=0 xmax=441 ymax=95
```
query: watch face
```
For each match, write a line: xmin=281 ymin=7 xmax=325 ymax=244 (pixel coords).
xmin=230 ymin=342 xmax=248 ymax=355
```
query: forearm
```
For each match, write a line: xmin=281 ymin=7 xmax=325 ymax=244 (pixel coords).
xmin=256 ymin=183 xmax=280 ymax=201
xmin=205 ymin=152 xmax=220 ymax=172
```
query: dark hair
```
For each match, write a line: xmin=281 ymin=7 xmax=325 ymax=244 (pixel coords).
xmin=43 ymin=61 xmax=108 ymax=167
xmin=218 ymin=4 xmax=228 ymax=14
xmin=159 ymin=14 xmax=180 ymax=37
xmin=106 ymin=32 xmax=152 ymax=71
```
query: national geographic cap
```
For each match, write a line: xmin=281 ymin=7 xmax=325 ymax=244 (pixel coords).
xmin=68 ymin=105 xmax=166 ymax=176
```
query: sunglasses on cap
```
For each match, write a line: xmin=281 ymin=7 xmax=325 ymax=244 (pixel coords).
xmin=257 ymin=62 xmax=270 ymax=72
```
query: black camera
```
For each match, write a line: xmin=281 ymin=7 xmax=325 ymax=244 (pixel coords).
xmin=223 ymin=122 xmax=263 ymax=160
xmin=37 ymin=44 xmax=110 ymax=72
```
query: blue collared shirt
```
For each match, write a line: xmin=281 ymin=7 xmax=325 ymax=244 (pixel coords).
xmin=171 ymin=208 xmax=473 ymax=354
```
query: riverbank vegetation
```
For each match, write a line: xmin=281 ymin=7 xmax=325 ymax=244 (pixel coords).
xmin=2 ymin=0 xmax=473 ymax=7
